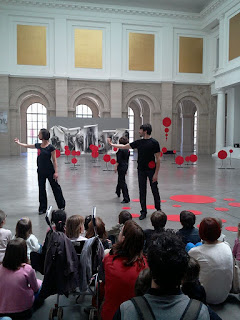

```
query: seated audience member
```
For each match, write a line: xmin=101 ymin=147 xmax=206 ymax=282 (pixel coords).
xmin=189 ymin=218 xmax=233 ymax=304
xmin=135 ymin=268 xmax=151 ymax=296
xmin=215 ymin=218 xmax=228 ymax=243
xmin=181 ymin=257 xmax=206 ymax=304
xmin=143 ymin=210 xmax=167 ymax=253
xmin=232 ymin=222 xmax=240 ymax=267
xmin=101 ymin=220 xmax=148 ymax=320
xmin=107 ymin=210 xmax=132 ymax=244
xmin=0 ymin=210 xmax=12 ymax=264
xmin=114 ymin=231 xmax=216 ymax=320
xmin=86 ymin=217 xmax=110 ymax=250
xmin=177 ymin=210 xmax=201 ymax=246
xmin=0 ymin=238 xmax=42 ymax=320
xmin=15 ymin=217 xmax=41 ymax=260
xmin=66 ymin=215 xmax=87 ymax=241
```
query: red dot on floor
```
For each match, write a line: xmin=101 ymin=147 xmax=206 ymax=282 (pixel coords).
xmin=228 ymin=202 xmax=240 ymax=207
xmin=224 ymin=198 xmax=236 ymax=201
xmin=221 ymin=219 xmax=227 ymax=223
xmin=189 ymin=210 xmax=202 ymax=215
xmin=122 ymin=207 xmax=131 ymax=210
xmin=167 ymin=215 xmax=180 ymax=222
xmin=147 ymin=205 xmax=155 ymax=209
xmin=161 ymin=200 xmax=167 ymax=203
xmin=131 ymin=213 xmax=140 ymax=218
xmin=170 ymin=195 xmax=216 ymax=204
xmin=197 ymin=224 xmax=200 ymax=228
xmin=172 ymin=205 xmax=182 ymax=208
xmin=215 ymin=207 xmax=229 ymax=212
xmin=132 ymin=199 xmax=140 ymax=202
xmin=225 ymin=226 xmax=238 ymax=232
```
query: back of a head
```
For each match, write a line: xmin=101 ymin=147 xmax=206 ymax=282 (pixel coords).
xmin=119 ymin=210 xmax=132 ymax=225
xmin=51 ymin=209 xmax=67 ymax=232
xmin=119 ymin=136 xmax=129 ymax=145
xmin=41 ymin=128 xmax=50 ymax=140
xmin=147 ymin=231 xmax=189 ymax=289
xmin=0 ymin=209 xmax=6 ymax=226
xmin=86 ymin=217 xmax=107 ymax=239
xmin=182 ymin=257 xmax=200 ymax=283
xmin=151 ymin=211 xmax=167 ymax=230
xmin=199 ymin=217 xmax=221 ymax=242
xmin=66 ymin=214 xmax=84 ymax=239
xmin=15 ymin=217 xmax=32 ymax=240
xmin=140 ymin=123 xmax=152 ymax=135
xmin=135 ymin=268 xmax=152 ymax=296
xmin=180 ymin=211 xmax=196 ymax=229
xmin=215 ymin=217 xmax=222 ymax=230
xmin=3 ymin=238 xmax=28 ymax=271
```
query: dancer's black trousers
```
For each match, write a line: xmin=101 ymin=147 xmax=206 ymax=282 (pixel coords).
xmin=38 ymin=171 xmax=65 ymax=211
xmin=116 ymin=169 xmax=130 ymax=202
xmin=138 ymin=169 xmax=161 ymax=215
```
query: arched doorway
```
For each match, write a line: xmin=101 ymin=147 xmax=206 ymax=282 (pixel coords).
xmin=177 ymin=100 xmax=198 ymax=154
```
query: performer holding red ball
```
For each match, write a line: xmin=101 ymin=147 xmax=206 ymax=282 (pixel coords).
xmin=15 ymin=128 xmax=65 ymax=215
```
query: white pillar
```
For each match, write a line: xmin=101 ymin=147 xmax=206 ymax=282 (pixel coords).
xmin=226 ymin=88 xmax=234 ymax=146
xmin=55 ymin=79 xmax=68 ymax=117
xmin=215 ymin=90 xmax=225 ymax=152
xmin=110 ymin=81 xmax=122 ymax=118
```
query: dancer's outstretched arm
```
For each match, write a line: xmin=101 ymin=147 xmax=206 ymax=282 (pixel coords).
xmin=107 ymin=138 xmax=131 ymax=150
xmin=14 ymin=138 xmax=35 ymax=149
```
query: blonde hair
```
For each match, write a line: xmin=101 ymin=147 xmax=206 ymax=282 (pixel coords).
xmin=66 ymin=215 xmax=84 ymax=239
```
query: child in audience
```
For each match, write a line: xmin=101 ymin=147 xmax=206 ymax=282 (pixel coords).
xmin=181 ymin=256 xmax=206 ymax=303
xmin=233 ymin=223 xmax=240 ymax=267
xmin=86 ymin=217 xmax=111 ymax=249
xmin=66 ymin=215 xmax=87 ymax=241
xmin=107 ymin=210 xmax=132 ymax=244
xmin=135 ymin=268 xmax=151 ymax=296
xmin=143 ymin=210 xmax=167 ymax=253
xmin=215 ymin=218 xmax=228 ymax=243
xmin=0 ymin=238 xmax=42 ymax=319
xmin=0 ymin=210 xmax=12 ymax=264
xmin=15 ymin=217 xmax=41 ymax=260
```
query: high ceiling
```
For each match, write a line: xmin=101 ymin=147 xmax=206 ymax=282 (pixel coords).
xmin=60 ymin=0 xmax=215 ymax=13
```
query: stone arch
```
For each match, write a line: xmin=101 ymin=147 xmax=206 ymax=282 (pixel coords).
xmin=173 ymin=91 xmax=208 ymax=115
xmin=68 ymin=88 xmax=110 ymax=118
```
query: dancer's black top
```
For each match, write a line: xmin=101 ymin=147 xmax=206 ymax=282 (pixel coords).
xmin=35 ymin=143 xmax=55 ymax=174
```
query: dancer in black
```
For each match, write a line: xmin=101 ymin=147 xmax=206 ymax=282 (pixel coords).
xmin=115 ymin=136 xmax=130 ymax=204
xmin=15 ymin=128 xmax=65 ymax=214
xmin=109 ymin=123 xmax=161 ymax=220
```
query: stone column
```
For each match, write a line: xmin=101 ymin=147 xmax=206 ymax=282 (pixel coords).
xmin=215 ymin=90 xmax=225 ymax=152
xmin=110 ymin=81 xmax=122 ymax=118
xmin=161 ymin=82 xmax=173 ymax=149
xmin=55 ymin=79 xmax=68 ymax=117
xmin=226 ymin=88 xmax=234 ymax=146
xmin=0 ymin=76 xmax=10 ymax=155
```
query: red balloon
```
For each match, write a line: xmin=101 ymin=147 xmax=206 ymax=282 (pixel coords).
xmin=164 ymin=128 xmax=169 ymax=133
xmin=64 ymin=146 xmax=69 ymax=150
xmin=92 ymin=151 xmax=99 ymax=158
xmin=165 ymin=133 xmax=168 ymax=137
xmin=89 ymin=144 xmax=94 ymax=150
xmin=113 ymin=147 xmax=118 ymax=152
xmin=65 ymin=150 xmax=70 ymax=156
xmin=173 ymin=150 xmax=176 ymax=154
xmin=98 ymin=144 xmax=101 ymax=148
xmin=110 ymin=159 xmax=116 ymax=165
xmin=103 ymin=154 xmax=111 ymax=162
xmin=162 ymin=117 xmax=171 ymax=127
xmin=148 ymin=161 xmax=156 ymax=169
xmin=190 ymin=154 xmax=198 ymax=162
xmin=56 ymin=149 xmax=61 ymax=158
xmin=71 ymin=158 xmax=77 ymax=164
xmin=175 ymin=156 xmax=184 ymax=165
xmin=76 ymin=151 xmax=81 ymax=156
xmin=71 ymin=150 xmax=76 ymax=156
xmin=185 ymin=156 xmax=190 ymax=162
xmin=218 ymin=150 xmax=227 ymax=160
xmin=162 ymin=147 xmax=167 ymax=153
xmin=229 ymin=149 xmax=233 ymax=154
xmin=160 ymin=151 xmax=163 ymax=157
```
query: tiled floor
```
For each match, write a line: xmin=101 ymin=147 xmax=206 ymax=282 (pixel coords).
xmin=0 ymin=152 xmax=239 ymax=319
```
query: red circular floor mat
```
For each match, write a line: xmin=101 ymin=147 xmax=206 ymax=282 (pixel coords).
xmin=170 ymin=195 xmax=216 ymax=204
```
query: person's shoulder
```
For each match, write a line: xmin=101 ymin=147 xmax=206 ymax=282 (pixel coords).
xmin=150 ymin=138 xmax=160 ymax=144
xmin=49 ymin=144 xmax=55 ymax=151
xmin=0 ymin=228 xmax=12 ymax=235
xmin=35 ymin=143 xmax=41 ymax=148
xmin=22 ymin=263 xmax=34 ymax=272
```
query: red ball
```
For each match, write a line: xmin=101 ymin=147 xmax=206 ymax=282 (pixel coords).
xmin=71 ymin=158 xmax=77 ymax=164
xmin=71 ymin=150 xmax=76 ymax=156
xmin=76 ymin=151 xmax=81 ymax=156
xmin=160 ymin=151 xmax=163 ymax=157
xmin=92 ymin=151 xmax=99 ymax=158
xmin=165 ymin=133 xmax=168 ymax=137
xmin=148 ymin=161 xmax=156 ymax=169
xmin=175 ymin=156 xmax=184 ymax=165
xmin=173 ymin=150 xmax=176 ymax=154
xmin=164 ymin=128 xmax=169 ymax=133
xmin=185 ymin=156 xmax=190 ymax=162
xmin=162 ymin=117 xmax=171 ymax=127
xmin=229 ymin=149 xmax=233 ymax=154
xmin=89 ymin=144 xmax=94 ymax=151
xmin=65 ymin=150 xmax=71 ymax=156
xmin=113 ymin=147 xmax=118 ymax=152
xmin=218 ymin=150 xmax=227 ymax=160
xmin=162 ymin=147 xmax=167 ymax=153
xmin=190 ymin=154 xmax=198 ymax=162
xmin=110 ymin=159 xmax=116 ymax=165
xmin=92 ymin=145 xmax=99 ymax=152
xmin=103 ymin=154 xmax=111 ymax=162
xmin=56 ymin=150 xmax=61 ymax=158
xmin=64 ymin=146 xmax=69 ymax=150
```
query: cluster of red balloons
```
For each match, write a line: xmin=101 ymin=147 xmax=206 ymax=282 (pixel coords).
xmin=218 ymin=149 xmax=233 ymax=160
xmin=175 ymin=154 xmax=198 ymax=165
xmin=162 ymin=117 xmax=171 ymax=141
xmin=90 ymin=144 xmax=99 ymax=158
xmin=103 ymin=154 xmax=116 ymax=165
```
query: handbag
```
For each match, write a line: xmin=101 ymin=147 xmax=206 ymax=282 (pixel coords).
xmin=230 ymin=257 xmax=240 ymax=294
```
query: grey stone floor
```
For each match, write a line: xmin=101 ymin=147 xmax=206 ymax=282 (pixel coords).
xmin=0 ymin=152 xmax=240 ymax=319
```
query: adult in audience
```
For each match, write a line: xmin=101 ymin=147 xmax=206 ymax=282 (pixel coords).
xmin=177 ymin=211 xmax=201 ymax=245
xmin=109 ymin=123 xmax=161 ymax=220
xmin=0 ymin=210 xmax=12 ymax=264
xmin=0 ymin=238 xmax=42 ymax=320
xmin=143 ymin=210 xmax=167 ymax=253
xmin=189 ymin=218 xmax=233 ymax=304
xmin=232 ymin=222 xmax=240 ymax=267
xmin=114 ymin=231 xmax=213 ymax=320
xmin=66 ymin=215 xmax=87 ymax=241
xmin=14 ymin=128 xmax=65 ymax=215
xmin=107 ymin=210 xmax=132 ymax=244
xmin=101 ymin=220 xmax=148 ymax=320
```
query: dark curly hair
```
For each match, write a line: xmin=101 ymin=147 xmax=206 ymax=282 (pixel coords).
xmin=147 ymin=230 xmax=189 ymax=289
